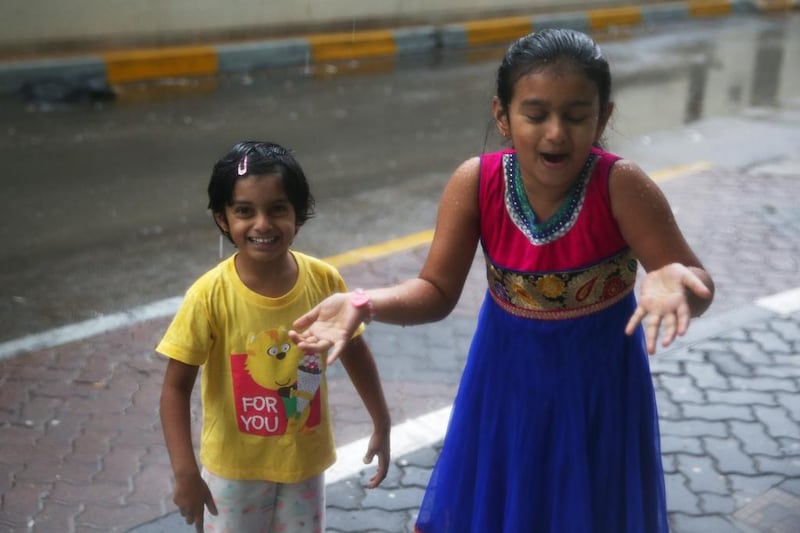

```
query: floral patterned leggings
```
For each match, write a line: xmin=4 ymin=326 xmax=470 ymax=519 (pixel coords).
xmin=202 ymin=468 xmax=324 ymax=533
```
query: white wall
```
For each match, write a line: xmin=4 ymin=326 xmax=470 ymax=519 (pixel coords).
xmin=1 ymin=0 xmax=649 ymax=52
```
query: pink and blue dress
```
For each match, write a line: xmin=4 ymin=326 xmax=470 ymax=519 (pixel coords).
xmin=415 ymin=147 xmax=668 ymax=533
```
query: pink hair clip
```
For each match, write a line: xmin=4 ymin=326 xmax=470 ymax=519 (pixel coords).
xmin=237 ymin=155 xmax=248 ymax=176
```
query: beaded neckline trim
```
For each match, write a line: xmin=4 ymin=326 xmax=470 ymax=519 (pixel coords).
xmin=503 ymin=152 xmax=596 ymax=245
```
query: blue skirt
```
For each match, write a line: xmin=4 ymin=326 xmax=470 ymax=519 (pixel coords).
xmin=415 ymin=291 xmax=668 ymax=533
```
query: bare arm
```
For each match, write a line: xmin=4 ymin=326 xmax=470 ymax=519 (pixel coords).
xmin=609 ymin=160 xmax=715 ymax=353
xmin=291 ymin=157 xmax=482 ymax=360
xmin=337 ymin=335 xmax=391 ymax=488
xmin=160 ymin=358 xmax=217 ymax=531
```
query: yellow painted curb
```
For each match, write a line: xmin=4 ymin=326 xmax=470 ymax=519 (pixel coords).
xmin=687 ymin=0 xmax=733 ymax=17
xmin=462 ymin=16 xmax=533 ymax=46
xmin=308 ymin=30 xmax=397 ymax=62
xmin=104 ymin=46 xmax=218 ymax=84
xmin=588 ymin=6 xmax=643 ymax=29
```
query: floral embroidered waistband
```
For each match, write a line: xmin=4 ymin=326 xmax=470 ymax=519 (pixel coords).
xmin=486 ymin=249 xmax=638 ymax=320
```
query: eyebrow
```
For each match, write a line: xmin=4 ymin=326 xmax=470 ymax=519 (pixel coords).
xmin=518 ymin=98 xmax=594 ymax=108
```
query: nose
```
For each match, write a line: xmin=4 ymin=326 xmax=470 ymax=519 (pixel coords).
xmin=254 ymin=212 xmax=273 ymax=231
xmin=545 ymin=116 xmax=567 ymax=143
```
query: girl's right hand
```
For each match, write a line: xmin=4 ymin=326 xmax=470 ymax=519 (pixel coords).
xmin=290 ymin=292 xmax=364 ymax=364
xmin=173 ymin=472 xmax=218 ymax=533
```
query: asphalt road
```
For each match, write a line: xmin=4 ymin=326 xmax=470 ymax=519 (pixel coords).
xmin=0 ymin=13 xmax=798 ymax=344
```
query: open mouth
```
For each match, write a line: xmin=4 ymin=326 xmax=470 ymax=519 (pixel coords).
xmin=542 ymin=153 xmax=568 ymax=164
xmin=248 ymin=236 xmax=279 ymax=245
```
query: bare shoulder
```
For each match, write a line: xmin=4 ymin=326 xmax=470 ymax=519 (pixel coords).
xmin=608 ymin=158 xmax=701 ymax=271
xmin=437 ymin=156 xmax=481 ymax=212
xmin=447 ymin=156 xmax=481 ymax=187
xmin=608 ymin=158 xmax=670 ymax=215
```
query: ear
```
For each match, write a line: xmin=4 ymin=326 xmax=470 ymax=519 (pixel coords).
xmin=595 ymin=101 xmax=614 ymax=141
xmin=213 ymin=211 xmax=230 ymax=234
xmin=492 ymin=96 xmax=511 ymax=139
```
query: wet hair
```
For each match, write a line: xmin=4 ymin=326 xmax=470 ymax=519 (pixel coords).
xmin=208 ymin=141 xmax=315 ymax=240
xmin=495 ymin=28 xmax=612 ymax=116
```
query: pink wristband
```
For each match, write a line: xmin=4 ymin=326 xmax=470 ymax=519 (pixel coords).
xmin=350 ymin=288 xmax=375 ymax=324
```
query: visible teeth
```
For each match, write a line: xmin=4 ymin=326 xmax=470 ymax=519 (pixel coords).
xmin=249 ymin=236 xmax=277 ymax=244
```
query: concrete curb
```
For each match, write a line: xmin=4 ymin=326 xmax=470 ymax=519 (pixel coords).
xmin=0 ymin=0 xmax=796 ymax=94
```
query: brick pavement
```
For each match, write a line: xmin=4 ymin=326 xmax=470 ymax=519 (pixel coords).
xmin=1 ymin=149 xmax=798 ymax=532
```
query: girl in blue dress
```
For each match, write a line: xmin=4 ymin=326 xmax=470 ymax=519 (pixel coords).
xmin=291 ymin=29 xmax=714 ymax=532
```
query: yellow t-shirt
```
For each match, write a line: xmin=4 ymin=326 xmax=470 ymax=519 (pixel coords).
xmin=156 ymin=251 xmax=346 ymax=482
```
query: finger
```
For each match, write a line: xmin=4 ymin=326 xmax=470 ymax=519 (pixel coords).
xmin=326 ymin=340 xmax=347 ymax=365
xmin=674 ymin=300 xmax=692 ymax=337
xmin=195 ymin=519 xmax=203 ymax=533
xmin=366 ymin=453 xmax=389 ymax=488
xmin=296 ymin=337 xmax=334 ymax=355
xmin=660 ymin=312 xmax=677 ymax=348
xmin=682 ymin=271 xmax=712 ymax=299
xmin=291 ymin=306 xmax=321 ymax=331
xmin=206 ymin=494 xmax=218 ymax=516
xmin=625 ymin=307 xmax=647 ymax=335
xmin=645 ymin=315 xmax=662 ymax=355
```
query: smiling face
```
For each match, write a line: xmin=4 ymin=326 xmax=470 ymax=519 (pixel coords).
xmin=493 ymin=61 xmax=612 ymax=194
xmin=214 ymin=173 xmax=298 ymax=272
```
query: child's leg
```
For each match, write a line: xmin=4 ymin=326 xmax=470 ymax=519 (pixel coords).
xmin=202 ymin=468 xmax=278 ymax=532
xmin=271 ymin=473 xmax=325 ymax=533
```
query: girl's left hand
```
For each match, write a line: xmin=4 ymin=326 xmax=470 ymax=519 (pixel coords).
xmin=362 ymin=428 xmax=391 ymax=488
xmin=625 ymin=263 xmax=713 ymax=354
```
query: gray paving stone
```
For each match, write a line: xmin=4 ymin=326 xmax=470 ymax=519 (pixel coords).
xmin=682 ymin=403 xmax=755 ymax=423
xmin=705 ymin=349 xmax=755 ymax=378
xmin=770 ymin=317 xmax=800 ymax=343
xmin=660 ymin=419 xmax=728 ymax=438
xmin=775 ymin=392 xmax=800 ymax=422
xmin=662 ymin=436 xmax=704 ymax=455
xmin=665 ymin=472 xmax=701 ymax=515
xmin=752 ymin=330 xmax=794 ymax=355
xmin=670 ymin=513 xmax=749 ymax=533
xmin=703 ymin=436 xmax=757 ymax=475
xmin=397 ymin=447 xmax=439 ymax=470
xmin=730 ymin=420 xmax=783 ymax=457
xmin=360 ymin=486 xmax=426 ymax=512
xmin=754 ymin=454 xmax=800 ymax=476
xmin=684 ymin=361 xmax=731 ymax=389
xmin=327 ymin=479 xmax=367 ymax=510
xmin=700 ymin=492 xmax=737 ymax=515
xmin=676 ymin=454 xmax=728 ymax=494
xmin=326 ymin=507 xmax=411 ymax=533
xmin=730 ymin=376 xmax=798 ymax=393
xmin=728 ymin=338 xmax=777 ymax=366
xmin=660 ymin=375 xmax=705 ymax=404
xmin=728 ymin=474 xmax=786 ymax=505
xmin=400 ymin=466 xmax=432 ymax=489
xmin=706 ymin=389 xmax=777 ymax=407
xmin=754 ymin=405 xmax=800 ymax=440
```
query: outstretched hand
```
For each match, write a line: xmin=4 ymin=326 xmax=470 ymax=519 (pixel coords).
xmin=289 ymin=292 xmax=363 ymax=364
xmin=625 ymin=263 xmax=713 ymax=355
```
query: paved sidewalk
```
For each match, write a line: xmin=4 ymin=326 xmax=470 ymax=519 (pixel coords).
xmin=2 ymin=150 xmax=796 ymax=532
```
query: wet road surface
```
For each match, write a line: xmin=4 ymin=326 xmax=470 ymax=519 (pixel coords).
xmin=0 ymin=13 xmax=798 ymax=344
